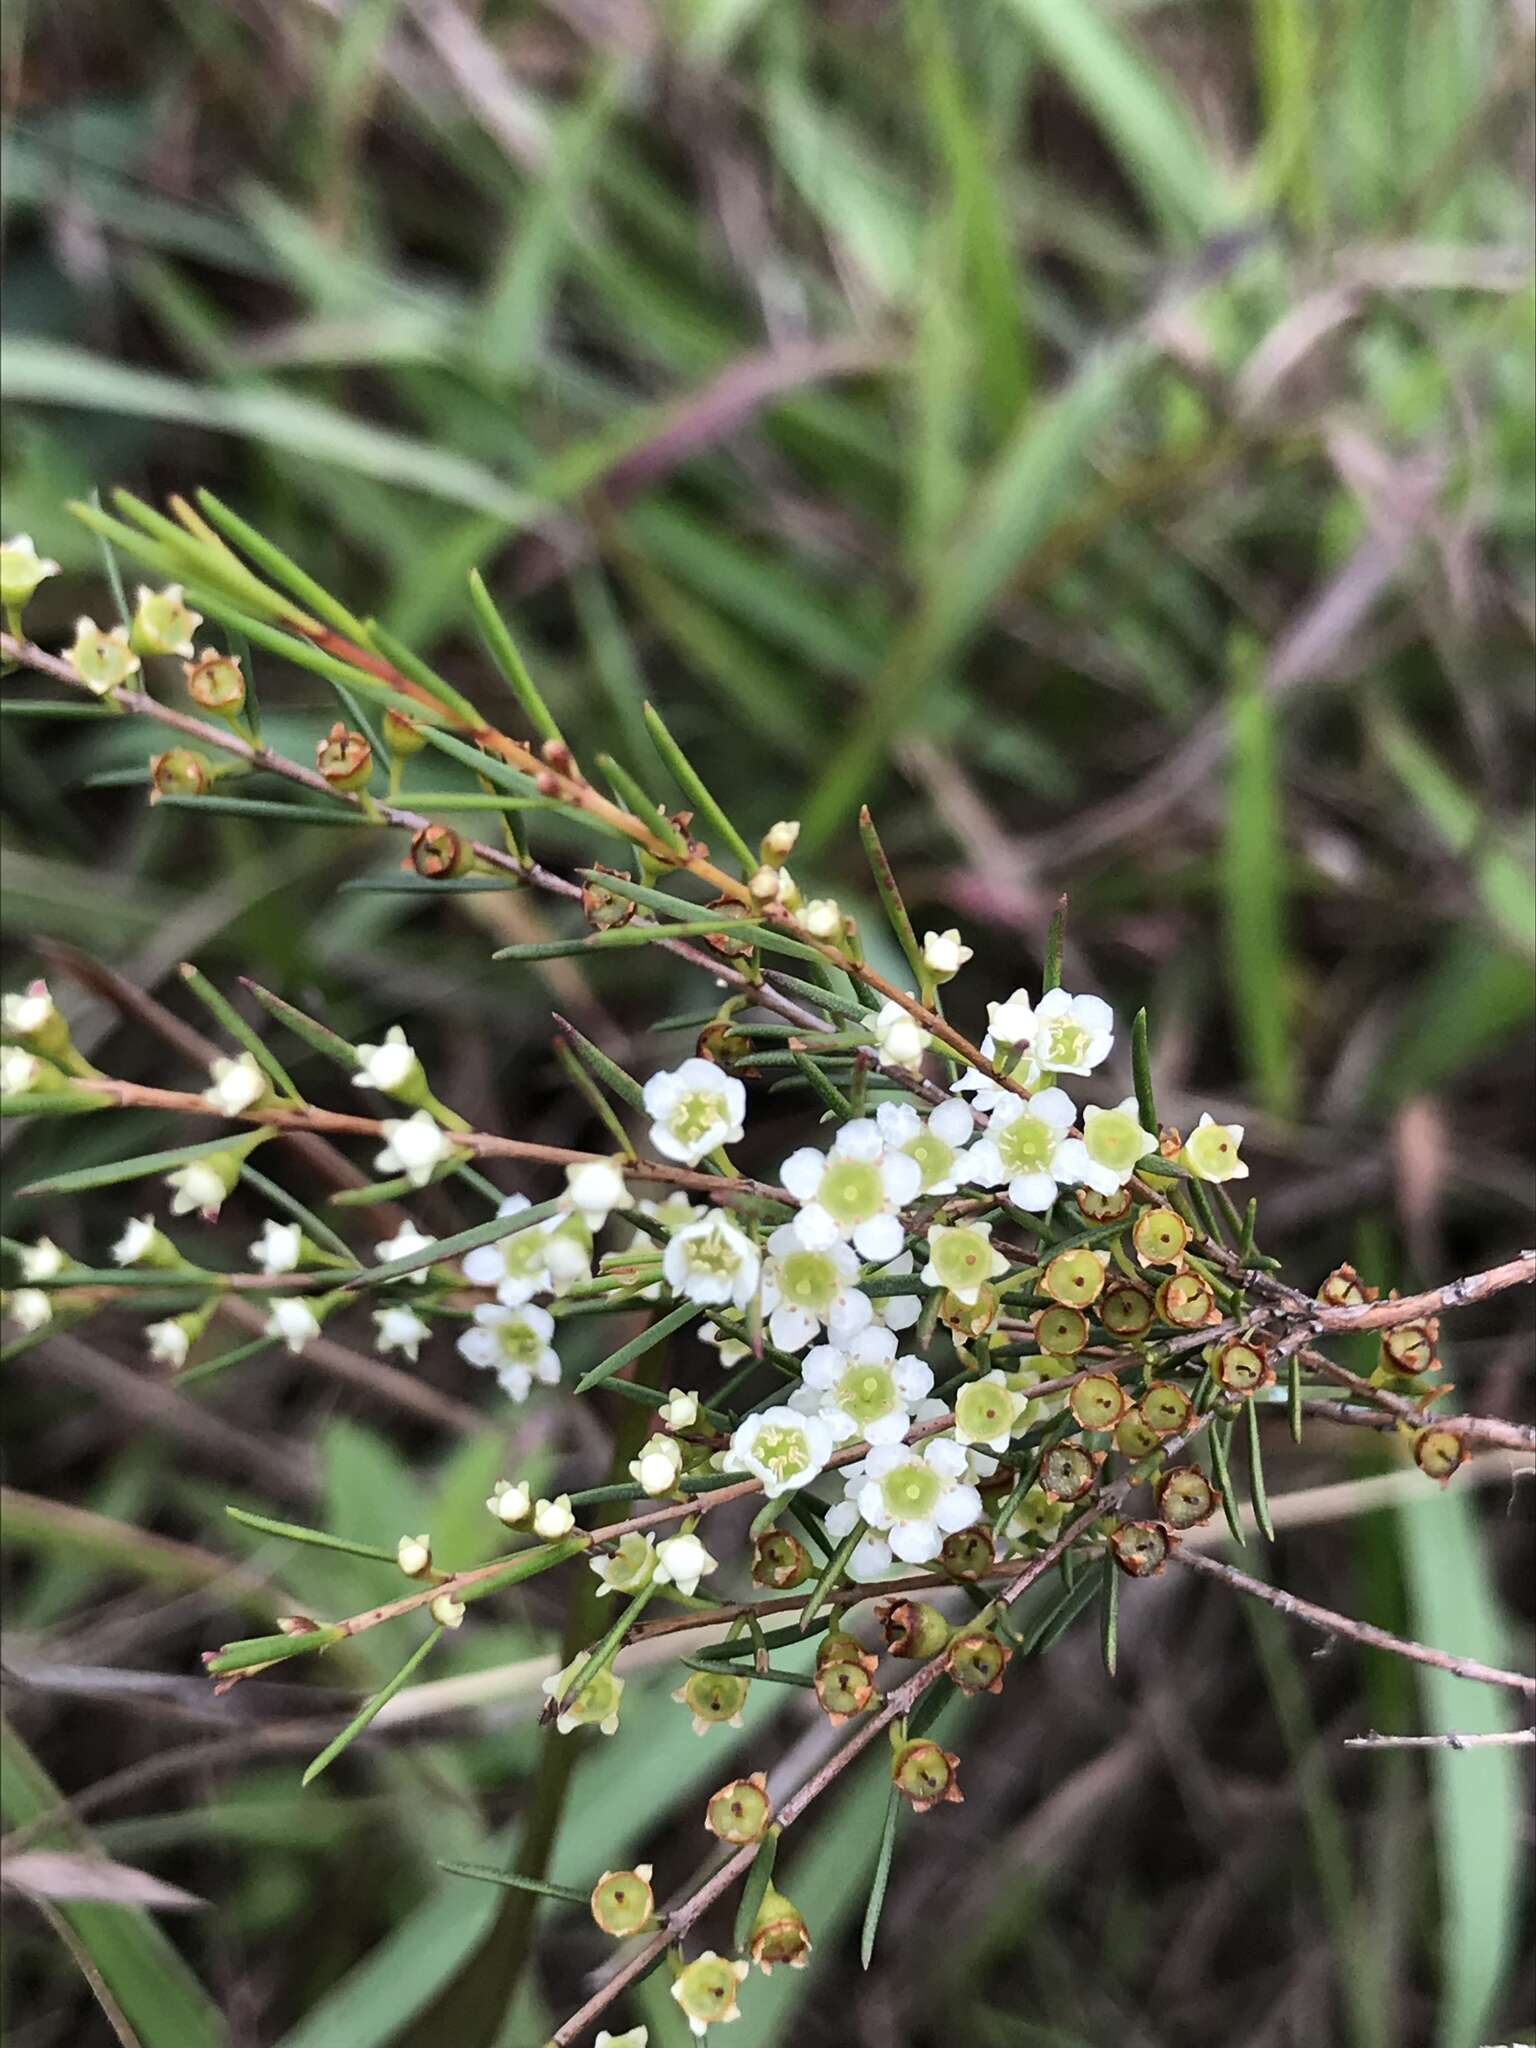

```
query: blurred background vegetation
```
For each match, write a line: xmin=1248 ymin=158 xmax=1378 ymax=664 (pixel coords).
xmin=1 ymin=1 xmax=1533 ymax=2043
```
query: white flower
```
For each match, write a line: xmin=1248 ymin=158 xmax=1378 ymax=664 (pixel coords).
xmin=953 ymin=1370 xmax=1028 ymax=1453
xmin=109 ymin=1217 xmax=156 ymax=1267
xmin=20 ymin=1239 xmax=66 ymax=1281
xmin=642 ymin=1057 xmax=747 ymax=1166
xmin=375 ymin=1111 xmax=456 ymax=1188
xmin=68 ymin=616 xmax=140 ymax=694
xmin=131 ymin=584 xmax=201 ymax=658
xmin=795 ymin=1326 xmax=933 ymax=1445
xmin=564 ymin=1159 xmax=634 ymax=1230
xmin=430 ymin=1593 xmax=466 ymax=1629
xmin=396 ymin=1533 xmax=432 ymax=1577
xmin=144 ymin=1316 xmax=188 ymax=1367
xmin=165 ymin=1159 xmax=232 ymax=1219
xmin=823 ymin=1497 xmax=903 ymax=1584
xmin=591 ymin=1532 xmax=657 ymax=1598
xmin=922 ymin=928 xmax=973 ymax=982
xmin=965 ymin=1086 xmax=1078 ymax=1212
xmin=201 ymin=1053 xmax=266 ymax=1116
xmin=250 ymin=1218 xmax=302 ymax=1275
xmin=486 ymin=1479 xmax=531 ymax=1525
xmin=8 ymin=1288 xmax=53 ymax=1333
xmin=759 ymin=1225 xmax=871 ymax=1352
xmin=1027 ymin=988 xmax=1115 ymax=1077
xmin=1051 ymin=1096 xmax=1158 ymax=1196
xmin=265 ymin=1299 xmax=321 ymax=1355
xmin=779 ymin=1120 xmax=921 ymax=1263
xmin=872 ymin=999 xmax=928 ymax=1074
xmin=722 ymin=1406 xmax=834 ymax=1497
xmin=2 ymin=980 xmax=56 ymax=1037
xmin=462 ymin=1196 xmax=593 ymax=1303
xmin=1181 ymin=1111 xmax=1249 ymax=1183
xmin=867 ymin=1249 xmax=923 ymax=1335
xmin=700 ymin=1320 xmax=751 ymax=1368
xmin=373 ymin=1224 xmax=437 ymax=1284
xmin=654 ymin=1532 xmax=717 ymax=1597
xmin=0 ymin=1046 xmax=40 ymax=1095
xmin=801 ymin=897 xmax=843 ymax=940
xmin=659 ymin=1387 xmax=699 ymax=1429
xmin=852 ymin=1437 xmax=983 ymax=1565
xmin=455 ymin=1302 xmax=560 ymax=1402
xmin=373 ymin=1306 xmax=431 ymax=1361
xmin=0 ymin=534 xmax=60 ymax=609
xmin=662 ymin=1213 xmax=760 ymax=1309
xmin=541 ymin=1653 xmax=622 ymax=1734
xmin=533 ymin=1494 xmax=576 ymax=1540
xmin=873 ymin=1097 xmax=975 ymax=1197
xmin=352 ymin=1025 xmax=420 ymax=1095
xmin=629 ymin=1432 xmax=684 ymax=1497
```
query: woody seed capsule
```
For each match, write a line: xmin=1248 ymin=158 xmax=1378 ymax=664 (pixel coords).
xmin=1155 ymin=1271 xmax=1217 ymax=1329
xmin=1156 ymin=1467 xmax=1220 ymax=1529
xmin=1108 ymin=1518 xmax=1174 ymax=1577
xmin=891 ymin=1737 xmax=963 ymax=1813
xmin=945 ymin=1628 xmax=1012 ymax=1695
xmin=875 ymin=1598 xmax=951 ymax=1659
xmin=411 ymin=823 xmax=471 ymax=878
xmin=752 ymin=1529 xmax=811 ymax=1590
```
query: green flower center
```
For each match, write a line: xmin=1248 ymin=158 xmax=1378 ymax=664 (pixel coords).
xmin=819 ymin=1158 xmax=882 ymax=1224
xmin=1085 ymin=1110 xmax=1147 ymax=1173
xmin=996 ymin=1113 xmax=1055 ymax=1176
xmin=496 ymin=1317 xmax=544 ymax=1365
xmin=881 ymin=1462 xmax=943 ymax=1520
xmin=833 ymin=1362 xmax=898 ymax=1426
xmin=1186 ymin=1123 xmax=1239 ymax=1175
xmin=684 ymin=1223 xmax=744 ymax=1281
xmin=956 ymin=1382 xmax=1012 ymax=1437
xmin=668 ymin=1088 xmax=724 ymax=1146
xmin=569 ymin=1667 xmax=621 ymax=1722
xmin=779 ymin=1248 xmax=839 ymax=1310
xmin=904 ymin=1130 xmax=956 ymax=1191
xmin=932 ymin=1227 xmax=990 ymax=1289
xmin=752 ymin=1423 xmax=811 ymax=1482
xmin=1039 ymin=1019 xmax=1091 ymax=1068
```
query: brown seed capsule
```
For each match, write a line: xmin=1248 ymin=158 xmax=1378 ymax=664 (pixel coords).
xmin=1413 ymin=1426 xmax=1468 ymax=1485
xmin=1040 ymin=1441 xmax=1103 ymax=1503
xmin=1318 ymin=1262 xmax=1378 ymax=1307
xmin=945 ymin=1628 xmax=1012 ymax=1695
xmin=939 ymin=1282 xmax=1001 ymax=1339
xmin=1155 ymin=1271 xmax=1217 ymax=1329
xmin=1132 ymin=1206 xmax=1190 ymax=1266
xmin=1069 ymin=1373 xmax=1130 ymax=1432
xmin=705 ymin=1772 xmax=772 ymax=1845
xmin=1100 ymin=1281 xmax=1155 ymax=1338
xmin=182 ymin=649 xmax=245 ymax=715
xmin=589 ymin=1865 xmax=655 ymax=1936
xmin=892 ymin=1737 xmax=964 ymax=1813
xmin=939 ymin=1523 xmax=996 ymax=1579
xmin=149 ymin=747 xmax=212 ymax=800
xmin=1214 ymin=1336 xmax=1275 ymax=1395
xmin=748 ymin=1882 xmax=812 ymax=1973
xmin=1115 ymin=1413 xmax=1164 ymax=1459
xmin=1041 ymin=1248 xmax=1109 ymax=1308
xmin=814 ymin=1659 xmax=878 ymax=1726
xmin=752 ymin=1529 xmax=811 ymax=1591
xmin=1139 ymin=1381 xmax=1195 ymax=1436
xmin=1156 ymin=1467 xmax=1219 ymax=1529
xmin=1380 ymin=1319 xmax=1440 ymax=1377
xmin=1109 ymin=1519 xmax=1174 ymax=1577
xmin=1033 ymin=1304 xmax=1090 ymax=1356
xmin=580 ymin=864 xmax=638 ymax=931
xmin=875 ymin=1599 xmax=952 ymax=1660
xmin=1075 ymin=1185 xmax=1132 ymax=1223
xmin=315 ymin=721 xmax=372 ymax=792
xmin=673 ymin=1667 xmax=750 ymax=1734
xmin=410 ymin=823 xmax=471 ymax=878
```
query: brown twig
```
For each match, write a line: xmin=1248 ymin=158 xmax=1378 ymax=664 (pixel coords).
xmin=1342 ymin=1727 xmax=1535 ymax=1750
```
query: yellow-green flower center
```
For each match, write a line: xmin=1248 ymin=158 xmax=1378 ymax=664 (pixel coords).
xmin=779 ymin=1248 xmax=839 ymax=1310
xmin=1039 ymin=1018 xmax=1091 ymax=1068
xmin=667 ymin=1089 xmax=723 ymax=1146
xmin=1186 ymin=1122 xmax=1241 ymax=1177
xmin=819 ymin=1158 xmax=882 ymax=1224
xmin=1084 ymin=1109 xmax=1147 ymax=1173
xmin=996 ymin=1113 xmax=1055 ymax=1176
xmin=881 ymin=1461 xmax=942 ymax=1520
xmin=930 ymin=1227 xmax=990 ymax=1290
xmin=833 ymin=1361 xmax=898 ymax=1426
xmin=904 ymin=1129 xmax=956 ymax=1191
xmin=752 ymin=1422 xmax=811 ymax=1483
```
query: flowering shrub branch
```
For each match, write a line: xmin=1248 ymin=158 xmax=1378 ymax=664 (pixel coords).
xmin=2 ymin=502 xmax=1532 ymax=2047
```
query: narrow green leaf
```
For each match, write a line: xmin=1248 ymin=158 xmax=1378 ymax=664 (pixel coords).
xmin=1287 ymin=1350 xmax=1303 ymax=1445
xmin=799 ymin=1518 xmax=866 ymax=1629
xmin=243 ymin=980 xmax=359 ymax=1068
xmin=1245 ymin=1395 xmax=1275 ymax=1543
xmin=151 ymin=793 xmax=366 ymax=827
xmin=857 ymin=807 xmax=925 ymax=986
xmin=860 ymin=1789 xmax=901 ymax=1969
xmin=225 ymin=1505 xmax=400 ymax=1563
xmin=554 ymin=1041 xmax=634 ymax=1156
xmin=194 ymin=488 xmax=371 ymax=640
xmin=239 ymin=1163 xmax=354 ymax=1261
xmin=302 ymin=1626 xmax=445 ymax=1785
xmin=1208 ymin=1418 xmax=1246 ymax=1547
xmin=19 ymin=1130 xmax=266 ymax=1200
xmin=1043 ymin=896 xmax=1067 ymax=992
xmin=345 ymin=1198 xmax=565 ymax=1289
xmin=732 ymin=1832 xmax=781 ymax=1954
xmin=468 ymin=567 xmax=565 ymax=747
xmin=642 ymin=700 xmax=757 ymax=874
xmin=204 ymin=1624 xmax=347 ymax=1675
xmin=573 ymin=1298 xmax=704 ymax=1394
xmin=436 ymin=1860 xmax=590 ymax=1907
xmin=552 ymin=1015 xmax=647 ymax=1114
xmin=790 ymin=1049 xmax=854 ymax=1120
xmin=1130 ymin=1007 xmax=1157 ymax=1136
xmin=597 ymin=752 xmax=690 ymax=857
xmin=1101 ymin=1551 xmax=1120 ymax=1676
xmin=493 ymin=916 xmax=760 ymax=960
xmin=179 ymin=962 xmax=301 ymax=1101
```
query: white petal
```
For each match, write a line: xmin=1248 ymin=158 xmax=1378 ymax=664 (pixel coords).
xmin=834 ymin=1118 xmax=883 ymax=1162
xmin=792 ymin=1203 xmax=839 ymax=1251
xmin=1007 ymin=1170 xmax=1058 ymax=1213
xmin=856 ymin=1480 xmax=890 ymax=1527
xmin=964 ymin=1139 xmax=1006 ymax=1188
xmin=929 ymin=1097 xmax=974 ymax=1145
xmin=456 ymin=1329 xmax=499 ymax=1369
xmin=935 ymin=1484 xmax=984 ymax=1533
xmin=878 ymin=1151 xmax=923 ymax=1206
xmin=1030 ymin=1086 xmax=1077 ymax=1131
xmin=888 ymin=1519 xmax=941 ymax=1564
xmin=924 ymin=1437 xmax=970 ymax=1479
xmin=852 ymin=1211 xmax=904 ymax=1263
xmin=779 ymin=1148 xmax=826 ymax=1201
xmin=769 ymin=1304 xmax=816 ymax=1351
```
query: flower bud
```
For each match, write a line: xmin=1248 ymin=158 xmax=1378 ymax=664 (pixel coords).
xmin=940 ymin=1523 xmax=997 ymax=1578
xmin=533 ymin=1495 xmax=576 ymax=1540
xmin=1319 ymin=1262 xmax=1377 ymax=1307
xmin=486 ymin=1478 xmax=531 ymax=1525
xmin=921 ymin=927 xmax=972 ymax=983
xmin=430 ymin=1591 xmax=466 ymax=1628
xmin=316 ymin=721 xmax=373 ymax=792
xmin=1154 ymin=1271 xmax=1217 ymax=1330
xmin=891 ymin=1737 xmax=963 ymax=1812
xmin=672 ymin=1667 xmax=750 ymax=1736
xmin=751 ymin=1529 xmax=811 ymax=1590
xmin=1156 ymin=1467 xmax=1219 ymax=1529
xmin=671 ymin=1951 xmax=749 ymax=2037
xmin=1040 ymin=1248 xmax=1109 ymax=1308
xmin=1213 ymin=1336 xmax=1274 ymax=1395
xmin=2 ymin=978 xmax=72 ymax=1062
xmin=1380 ymin=1320 xmax=1439 ymax=1377
xmin=396 ymin=1534 xmax=432 ymax=1578
xmin=1100 ymin=1281 xmax=1154 ymax=1338
xmin=382 ymin=705 xmax=428 ymax=756
xmin=0 ymin=534 xmax=60 ymax=613
xmin=150 ymin=748 xmax=215 ymax=800
xmin=5 ymin=1287 xmax=54 ymax=1333
xmin=1032 ymin=1304 xmax=1089 ymax=1355
xmin=1069 ymin=1373 xmax=1130 ymax=1431
xmin=814 ymin=1659 xmax=878 ymax=1726
xmin=760 ymin=819 xmax=800 ymax=864
xmin=1040 ymin=1441 xmax=1103 ymax=1503
xmin=800 ymin=896 xmax=842 ymax=938
xmin=130 ymin=585 xmax=200 ymax=659
xmin=67 ymin=617 xmax=139 ymax=695
xmin=748 ymin=863 xmax=783 ymax=903
xmin=1109 ymin=1518 xmax=1174 ymax=1576
xmin=659 ymin=1387 xmax=700 ymax=1431
xmin=705 ymin=1772 xmax=772 ymax=1845
xmin=945 ymin=1628 xmax=1012 ymax=1695
xmin=629 ymin=1432 xmax=684 ymax=1498
xmin=1075 ymin=1184 xmax=1131 ymax=1223
xmin=411 ymin=823 xmax=471 ymax=878
xmin=1413 ymin=1425 xmax=1468 ymax=1484
xmin=749 ymin=1881 xmax=813 ymax=1972
xmin=591 ymin=1532 xmax=657 ymax=1598
xmin=183 ymin=648 xmax=247 ymax=716
xmin=1139 ymin=1381 xmax=1194 ymax=1437
xmin=1132 ymin=1206 xmax=1190 ymax=1266
xmin=875 ymin=1598 xmax=951 ymax=1660
xmin=589 ymin=1864 xmax=655 ymax=1937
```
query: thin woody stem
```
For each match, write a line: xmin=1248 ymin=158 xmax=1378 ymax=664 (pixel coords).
xmin=1342 ymin=1728 xmax=1535 ymax=1750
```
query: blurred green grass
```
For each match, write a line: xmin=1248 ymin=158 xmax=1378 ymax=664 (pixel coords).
xmin=2 ymin=1 xmax=1532 ymax=2044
